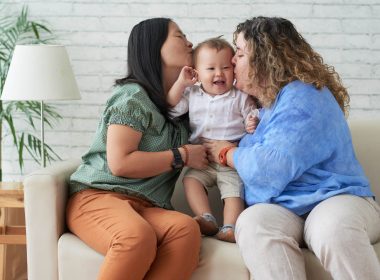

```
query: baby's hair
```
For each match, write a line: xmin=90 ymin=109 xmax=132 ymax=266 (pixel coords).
xmin=193 ymin=36 xmax=235 ymax=67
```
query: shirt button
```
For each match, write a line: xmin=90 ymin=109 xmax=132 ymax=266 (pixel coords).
xmin=209 ymin=115 xmax=213 ymax=118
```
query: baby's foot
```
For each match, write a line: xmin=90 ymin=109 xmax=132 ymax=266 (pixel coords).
xmin=194 ymin=213 xmax=218 ymax=236
xmin=216 ymin=224 xmax=236 ymax=243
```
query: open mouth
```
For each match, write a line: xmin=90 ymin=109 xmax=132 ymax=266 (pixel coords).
xmin=213 ymin=80 xmax=225 ymax=86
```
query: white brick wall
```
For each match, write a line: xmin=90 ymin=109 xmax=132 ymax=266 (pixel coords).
xmin=2 ymin=0 xmax=380 ymax=180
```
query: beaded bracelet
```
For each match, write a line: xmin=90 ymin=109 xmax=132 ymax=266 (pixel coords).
xmin=181 ymin=145 xmax=189 ymax=166
xmin=219 ymin=146 xmax=234 ymax=166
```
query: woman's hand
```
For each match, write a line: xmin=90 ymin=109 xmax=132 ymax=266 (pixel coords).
xmin=182 ymin=144 xmax=208 ymax=169
xmin=202 ymin=139 xmax=237 ymax=164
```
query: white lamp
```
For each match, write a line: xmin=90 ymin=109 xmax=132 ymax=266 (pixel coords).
xmin=1 ymin=45 xmax=81 ymax=167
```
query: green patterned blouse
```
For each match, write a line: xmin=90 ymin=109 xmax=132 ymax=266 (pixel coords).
xmin=69 ymin=83 xmax=189 ymax=209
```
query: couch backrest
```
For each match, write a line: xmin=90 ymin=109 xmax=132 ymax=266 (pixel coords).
xmin=171 ymin=118 xmax=380 ymax=223
xmin=349 ymin=118 xmax=380 ymax=199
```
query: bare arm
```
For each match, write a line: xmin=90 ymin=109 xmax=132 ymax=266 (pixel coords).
xmin=107 ymin=124 xmax=208 ymax=178
xmin=167 ymin=80 xmax=187 ymax=107
xmin=167 ymin=66 xmax=197 ymax=107
xmin=107 ymin=124 xmax=176 ymax=178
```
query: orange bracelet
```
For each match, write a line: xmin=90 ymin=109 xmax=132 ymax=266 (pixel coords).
xmin=181 ymin=145 xmax=189 ymax=166
xmin=219 ymin=146 xmax=234 ymax=166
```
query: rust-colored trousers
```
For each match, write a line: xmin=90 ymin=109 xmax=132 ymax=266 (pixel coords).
xmin=66 ymin=189 xmax=201 ymax=280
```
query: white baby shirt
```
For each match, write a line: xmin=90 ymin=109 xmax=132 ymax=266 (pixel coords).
xmin=170 ymin=85 xmax=256 ymax=144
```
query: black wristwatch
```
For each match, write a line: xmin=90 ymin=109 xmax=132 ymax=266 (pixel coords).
xmin=170 ymin=148 xmax=184 ymax=169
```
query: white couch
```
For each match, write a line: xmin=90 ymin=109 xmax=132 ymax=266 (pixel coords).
xmin=24 ymin=119 xmax=380 ymax=280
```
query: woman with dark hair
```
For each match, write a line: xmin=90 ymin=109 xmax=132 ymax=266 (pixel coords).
xmin=205 ymin=16 xmax=380 ymax=279
xmin=67 ymin=18 xmax=207 ymax=280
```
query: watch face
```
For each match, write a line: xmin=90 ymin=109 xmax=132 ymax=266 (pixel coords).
xmin=172 ymin=162 xmax=183 ymax=169
xmin=171 ymin=148 xmax=184 ymax=169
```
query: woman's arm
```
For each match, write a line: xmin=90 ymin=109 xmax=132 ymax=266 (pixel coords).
xmin=107 ymin=124 xmax=208 ymax=178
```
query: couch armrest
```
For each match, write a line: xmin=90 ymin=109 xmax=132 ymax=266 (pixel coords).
xmin=24 ymin=159 xmax=81 ymax=280
xmin=348 ymin=118 xmax=380 ymax=199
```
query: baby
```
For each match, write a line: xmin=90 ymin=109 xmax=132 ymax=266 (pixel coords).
xmin=168 ymin=38 xmax=258 ymax=243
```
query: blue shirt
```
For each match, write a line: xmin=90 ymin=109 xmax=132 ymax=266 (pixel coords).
xmin=234 ymin=80 xmax=373 ymax=215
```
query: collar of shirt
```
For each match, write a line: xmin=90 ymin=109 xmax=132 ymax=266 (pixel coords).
xmin=194 ymin=84 xmax=237 ymax=99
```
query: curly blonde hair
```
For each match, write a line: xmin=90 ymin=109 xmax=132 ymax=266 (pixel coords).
xmin=234 ymin=17 xmax=350 ymax=116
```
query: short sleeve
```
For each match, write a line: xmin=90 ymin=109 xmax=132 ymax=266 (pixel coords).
xmin=106 ymin=92 xmax=150 ymax=133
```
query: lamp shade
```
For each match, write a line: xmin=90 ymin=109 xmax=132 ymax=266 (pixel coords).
xmin=1 ymin=45 xmax=81 ymax=101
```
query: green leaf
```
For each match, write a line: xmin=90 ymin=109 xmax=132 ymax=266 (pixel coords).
xmin=18 ymin=132 xmax=25 ymax=170
xmin=0 ymin=5 xmax=61 ymax=174
xmin=31 ymin=22 xmax=40 ymax=39
xmin=33 ymin=22 xmax=52 ymax=34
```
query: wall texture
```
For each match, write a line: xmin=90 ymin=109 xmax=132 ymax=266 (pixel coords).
xmin=2 ymin=0 xmax=380 ymax=180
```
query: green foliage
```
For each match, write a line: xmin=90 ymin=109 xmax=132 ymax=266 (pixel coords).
xmin=0 ymin=5 xmax=62 ymax=177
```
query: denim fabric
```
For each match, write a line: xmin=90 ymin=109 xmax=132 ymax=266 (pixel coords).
xmin=234 ymin=80 xmax=373 ymax=215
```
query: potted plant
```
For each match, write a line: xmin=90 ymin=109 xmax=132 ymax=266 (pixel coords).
xmin=0 ymin=6 xmax=62 ymax=180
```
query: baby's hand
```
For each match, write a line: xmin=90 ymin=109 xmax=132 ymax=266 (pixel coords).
xmin=178 ymin=66 xmax=198 ymax=88
xmin=245 ymin=109 xmax=260 ymax=134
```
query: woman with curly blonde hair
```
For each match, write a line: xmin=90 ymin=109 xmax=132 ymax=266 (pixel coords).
xmin=205 ymin=16 xmax=380 ymax=279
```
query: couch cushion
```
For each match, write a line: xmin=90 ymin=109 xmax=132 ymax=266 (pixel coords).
xmin=59 ymin=233 xmax=380 ymax=280
xmin=58 ymin=233 xmax=249 ymax=280
xmin=191 ymin=237 xmax=249 ymax=279
xmin=58 ymin=233 xmax=103 ymax=280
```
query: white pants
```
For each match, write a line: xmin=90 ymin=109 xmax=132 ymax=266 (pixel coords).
xmin=235 ymin=195 xmax=380 ymax=280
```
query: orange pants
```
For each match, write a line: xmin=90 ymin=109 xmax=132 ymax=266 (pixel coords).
xmin=66 ymin=189 xmax=201 ymax=280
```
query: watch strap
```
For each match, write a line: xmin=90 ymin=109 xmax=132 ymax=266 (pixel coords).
xmin=171 ymin=148 xmax=184 ymax=169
